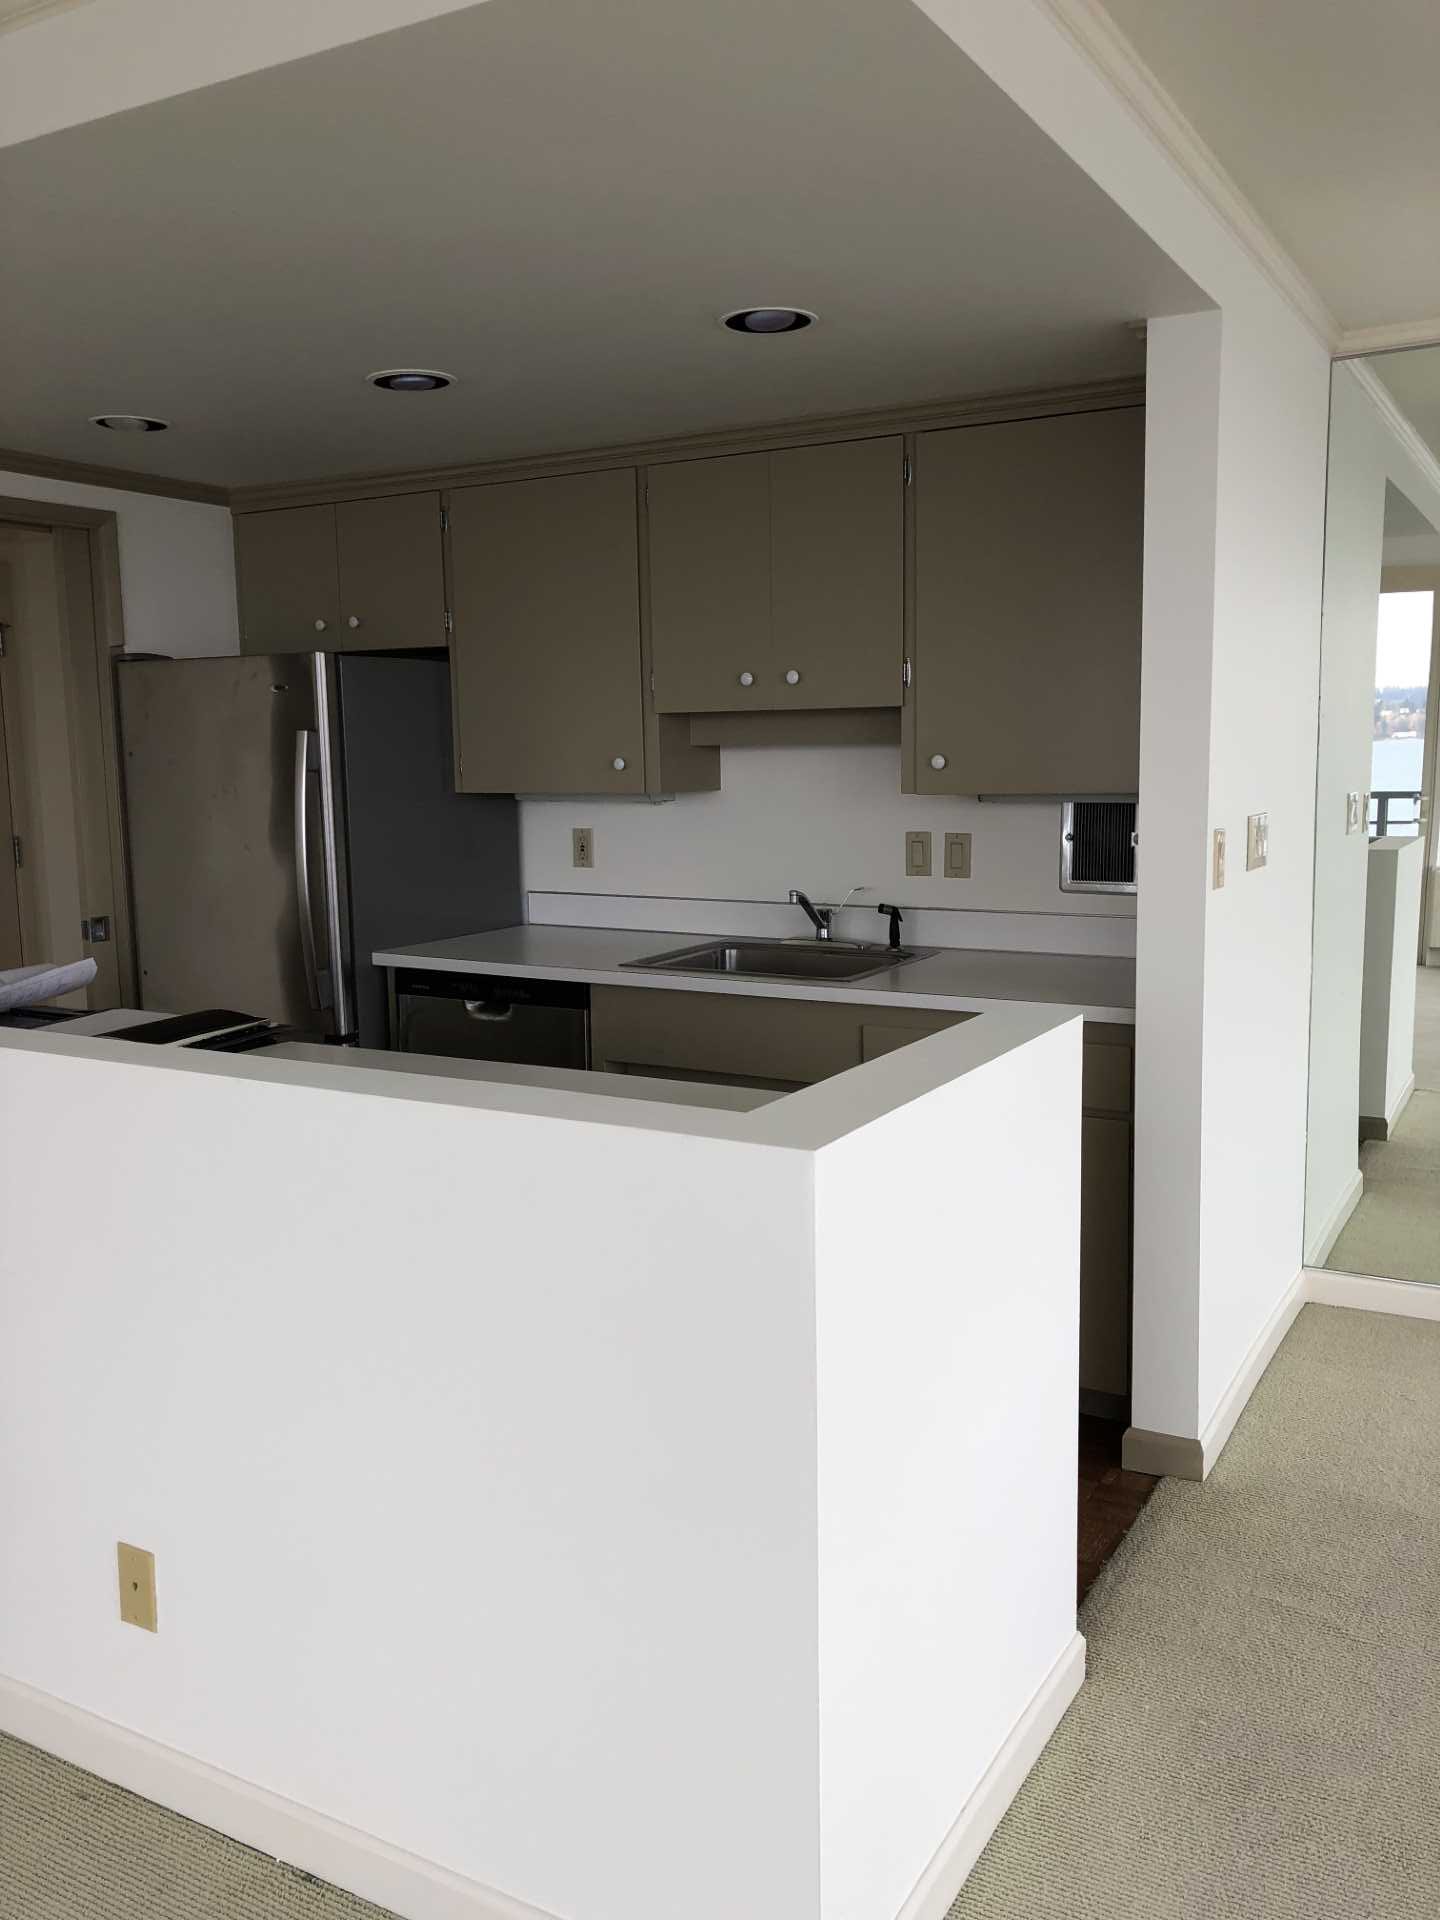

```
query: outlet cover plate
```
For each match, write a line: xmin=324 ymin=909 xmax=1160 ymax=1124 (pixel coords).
xmin=571 ymin=827 xmax=594 ymax=870
xmin=904 ymin=830 xmax=932 ymax=878
xmin=943 ymin=831 xmax=972 ymax=880
xmin=117 ymin=1542 xmax=157 ymax=1632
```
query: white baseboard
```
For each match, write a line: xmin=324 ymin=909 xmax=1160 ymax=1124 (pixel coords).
xmin=1305 ymin=1268 xmax=1440 ymax=1320
xmin=0 ymin=1674 xmax=558 ymax=1920
xmin=1305 ymin=1169 xmax=1364 ymax=1268
xmin=892 ymin=1633 xmax=1086 ymax=1920
xmin=1360 ymin=1073 xmax=1416 ymax=1143
xmin=1125 ymin=1267 xmax=1307 ymax=1481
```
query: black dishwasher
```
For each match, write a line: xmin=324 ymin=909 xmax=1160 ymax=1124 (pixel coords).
xmin=389 ymin=968 xmax=589 ymax=1068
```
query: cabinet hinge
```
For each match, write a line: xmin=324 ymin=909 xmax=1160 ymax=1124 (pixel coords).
xmin=650 ymin=671 xmax=656 ymax=695
xmin=440 ymin=507 xmax=450 ymax=532
xmin=443 ymin=608 xmax=454 ymax=636
xmin=903 ymin=455 xmax=913 ymax=486
xmin=11 ymin=834 xmax=21 ymax=869
xmin=902 ymin=657 xmax=912 ymax=690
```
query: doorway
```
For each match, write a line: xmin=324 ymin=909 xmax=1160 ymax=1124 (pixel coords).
xmin=0 ymin=508 xmax=135 ymax=1010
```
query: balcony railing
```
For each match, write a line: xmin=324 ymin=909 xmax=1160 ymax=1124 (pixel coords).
xmin=1369 ymin=789 xmax=1424 ymax=837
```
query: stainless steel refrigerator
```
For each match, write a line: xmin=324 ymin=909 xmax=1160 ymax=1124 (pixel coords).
xmin=117 ymin=651 xmax=520 ymax=1044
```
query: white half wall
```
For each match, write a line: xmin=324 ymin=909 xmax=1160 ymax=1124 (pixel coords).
xmin=519 ymin=745 xmax=1136 ymax=958
xmin=1359 ymin=835 xmax=1424 ymax=1130
xmin=0 ymin=470 xmax=238 ymax=656
xmin=814 ymin=1020 xmax=1080 ymax=1920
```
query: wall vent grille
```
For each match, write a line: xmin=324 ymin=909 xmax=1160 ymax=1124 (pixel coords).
xmin=1060 ymin=799 xmax=1137 ymax=894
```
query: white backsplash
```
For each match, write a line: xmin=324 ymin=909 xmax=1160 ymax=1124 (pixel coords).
xmin=518 ymin=744 xmax=1136 ymax=957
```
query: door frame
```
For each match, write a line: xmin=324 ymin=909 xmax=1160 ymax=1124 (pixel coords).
xmin=0 ymin=494 xmax=137 ymax=1003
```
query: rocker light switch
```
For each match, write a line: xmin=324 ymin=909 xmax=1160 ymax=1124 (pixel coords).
xmin=943 ymin=832 xmax=972 ymax=880
xmin=905 ymin=830 xmax=932 ymax=878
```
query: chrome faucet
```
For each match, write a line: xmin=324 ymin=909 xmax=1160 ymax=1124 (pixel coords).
xmin=788 ymin=884 xmax=871 ymax=941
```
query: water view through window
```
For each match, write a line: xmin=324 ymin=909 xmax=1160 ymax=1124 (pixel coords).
xmin=1371 ymin=590 xmax=1431 ymax=836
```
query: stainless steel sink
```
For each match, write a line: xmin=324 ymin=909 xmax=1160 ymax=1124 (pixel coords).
xmin=621 ymin=939 xmax=935 ymax=983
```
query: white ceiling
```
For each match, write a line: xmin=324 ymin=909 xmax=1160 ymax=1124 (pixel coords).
xmin=1098 ymin=0 xmax=1440 ymax=336
xmin=0 ymin=0 xmax=1202 ymax=490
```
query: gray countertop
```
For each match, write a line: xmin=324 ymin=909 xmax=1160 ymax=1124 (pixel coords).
xmin=373 ymin=924 xmax=1136 ymax=1024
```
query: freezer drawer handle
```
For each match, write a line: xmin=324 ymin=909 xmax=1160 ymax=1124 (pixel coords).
xmin=463 ymin=998 xmax=515 ymax=1022
xmin=293 ymin=729 xmax=326 ymax=1011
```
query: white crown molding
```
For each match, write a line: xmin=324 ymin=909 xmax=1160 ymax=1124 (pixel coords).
xmin=1345 ymin=358 xmax=1440 ymax=501
xmin=1034 ymin=0 xmax=1340 ymax=352
xmin=0 ymin=0 xmax=96 ymax=35
xmin=1336 ymin=317 xmax=1440 ymax=359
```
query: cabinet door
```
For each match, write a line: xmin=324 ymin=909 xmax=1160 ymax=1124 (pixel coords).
xmin=334 ymin=491 xmax=446 ymax=650
xmin=912 ymin=408 xmax=1143 ymax=795
xmin=1080 ymin=1113 xmax=1132 ymax=1399
xmin=770 ymin=436 xmax=903 ymax=710
xmin=590 ymin=985 xmax=863 ymax=1085
xmin=235 ymin=504 xmax=340 ymax=653
xmin=646 ymin=452 xmax=771 ymax=713
xmin=448 ymin=469 xmax=646 ymax=795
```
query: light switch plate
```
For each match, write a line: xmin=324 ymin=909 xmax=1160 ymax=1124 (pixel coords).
xmin=117 ymin=1542 xmax=157 ymax=1632
xmin=904 ymin=830 xmax=932 ymax=878
xmin=1212 ymin=827 xmax=1227 ymax=890
xmin=1246 ymin=812 xmax=1269 ymax=871
xmin=1345 ymin=791 xmax=1362 ymax=835
xmin=943 ymin=831 xmax=972 ymax=880
xmin=571 ymin=827 xmax=594 ymax=870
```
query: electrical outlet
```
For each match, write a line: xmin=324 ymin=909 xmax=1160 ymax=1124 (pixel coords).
xmin=943 ymin=831 xmax=972 ymax=880
xmin=1246 ymin=812 xmax=1269 ymax=871
xmin=571 ymin=827 xmax=594 ymax=870
xmin=117 ymin=1542 xmax=157 ymax=1632
xmin=904 ymin=829 xmax=932 ymax=878
xmin=1212 ymin=827 xmax=1227 ymax=890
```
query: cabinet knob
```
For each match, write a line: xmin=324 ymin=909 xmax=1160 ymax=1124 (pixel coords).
xmin=738 ymin=670 xmax=755 ymax=688
xmin=784 ymin=668 xmax=801 ymax=686
xmin=313 ymin=619 xmax=328 ymax=633
xmin=347 ymin=615 xmax=362 ymax=630
xmin=612 ymin=757 xmax=627 ymax=772
xmin=929 ymin=753 xmax=948 ymax=771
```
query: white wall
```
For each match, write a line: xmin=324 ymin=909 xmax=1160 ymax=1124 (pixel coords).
xmin=814 ymin=1020 xmax=1080 ymax=1920
xmin=911 ymin=0 xmax=1333 ymax=1450
xmin=0 ymin=470 xmax=238 ymax=657
xmin=1303 ymin=368 xmax=1440 ymax=1262
xmin=520 ymin=745 xmax=1136 ymax=957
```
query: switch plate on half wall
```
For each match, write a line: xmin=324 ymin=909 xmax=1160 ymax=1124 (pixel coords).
xmin=1212 ymin=828 xmax=1227 ymax=889
xmin=1246 ymin=812 xmax=1269 ymax=871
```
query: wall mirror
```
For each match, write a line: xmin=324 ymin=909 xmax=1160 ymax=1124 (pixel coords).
xmin=1305 ymin=349 xmax=1440 ymax=1282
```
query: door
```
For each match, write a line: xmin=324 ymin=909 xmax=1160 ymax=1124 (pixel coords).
xmin=769 ymin=436 xmax=903 ymax=710
xmin=448 ymin=468 xmax=646 ymax=794
xmin=334 ymin=492 xmax=447 ymax=650
xmin=118 ymin=655 xmax=319 ymax=1025
xmin=912 ymin=408 xmax=1144 ymax=795
xmin=235 ymin=505 xmax=341 ymax=652
xmin=647 ymin=452 xmax=771 ymax=713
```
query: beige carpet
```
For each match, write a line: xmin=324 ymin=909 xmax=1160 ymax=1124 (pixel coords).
xmin=0 ymin=1738 xmax=396 ymax=1920
xmin=949 ymin=1304 xmax=1440 ymax=1919
xmin=1327 ymin=1088 xmax=1440 ymax=1285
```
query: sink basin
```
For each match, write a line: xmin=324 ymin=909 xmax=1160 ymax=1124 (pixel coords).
xmin=622 ymin=939 xmax=935 ymax=983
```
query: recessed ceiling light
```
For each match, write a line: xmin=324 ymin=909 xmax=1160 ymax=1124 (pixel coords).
xmin=366 ymin=369 xmax=456 ymax=392
xmin=91 ymin=414 xmax=168 ymax=432
xmin=721 ymin=308 xmax=817 ymax=335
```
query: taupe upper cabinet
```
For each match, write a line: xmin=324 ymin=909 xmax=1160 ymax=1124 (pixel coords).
xmin=235 ymin=492 xmax=445 ymax=653
xmin=448 ymin=468 xmax=650 ymax=796
xmin=647 ymin=435 xmax=904 ymax=713
xmin=909 ymin=408 xmax=1144 ymax=796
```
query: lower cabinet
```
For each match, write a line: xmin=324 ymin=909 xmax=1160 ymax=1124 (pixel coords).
xmin=591 ymin=985 xmax=1135 ymax=1404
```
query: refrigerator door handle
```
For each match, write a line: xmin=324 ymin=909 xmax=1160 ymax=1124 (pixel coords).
xmin=293 ymin=729 xmax=325 ymax=1011
xmin=312 ymin=655 xmax=353 ymax=1039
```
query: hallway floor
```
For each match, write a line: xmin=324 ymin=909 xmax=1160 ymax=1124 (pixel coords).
xmin=1327 ymin=967 xmax=1440 ymax=1285
xmin=947 ymin=1305 xmax=1440 ymax=1918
